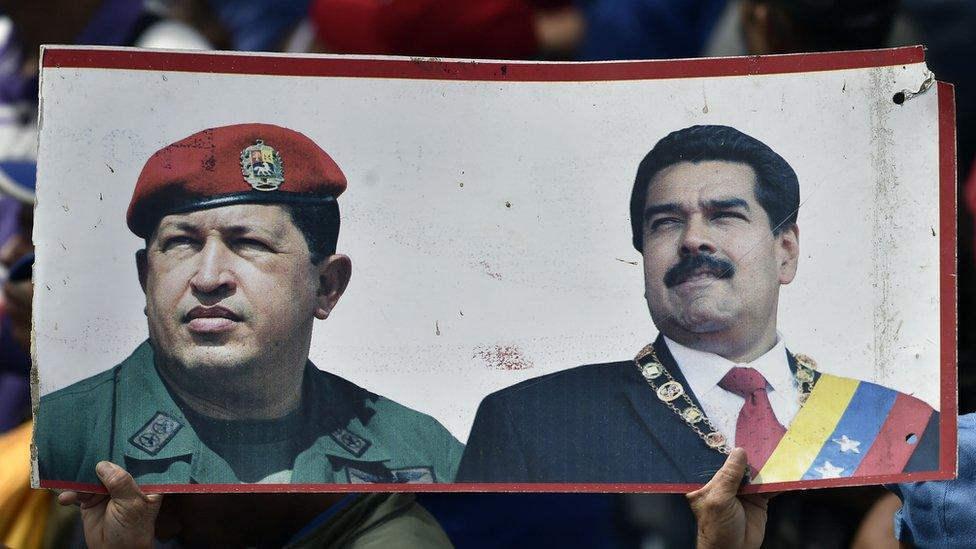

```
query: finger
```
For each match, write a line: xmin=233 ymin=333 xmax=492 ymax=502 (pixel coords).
xmin=57 ymin=491 xmax=79 ymax=506
xmin=707 ymin=447 xmax=749 ymax=498
xmin=96 ymin=461 xmax=145 ymax=502
xmin=57 ymin=490 xmax=103 ymax=506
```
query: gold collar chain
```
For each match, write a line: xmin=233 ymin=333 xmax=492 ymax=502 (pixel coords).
xmin=632 ymin=343 xmax=819 ymax=457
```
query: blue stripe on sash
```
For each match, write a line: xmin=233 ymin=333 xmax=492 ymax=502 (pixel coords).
xmin=800 ymin=382 xmax=898 ymax=480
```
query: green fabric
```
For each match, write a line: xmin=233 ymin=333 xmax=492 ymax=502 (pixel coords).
xmin=287 ymin=494 xmax=454 ymax=549
xmin=35 ymin=341 xmax=464 ymax=486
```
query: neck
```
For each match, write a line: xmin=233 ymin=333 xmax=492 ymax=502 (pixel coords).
xmin=664 ymin=320 xmax=778 ymax=364
xmin=156 ymin=354 xmax=306 ymax=421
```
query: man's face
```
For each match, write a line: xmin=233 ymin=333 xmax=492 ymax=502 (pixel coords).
xmin=137 ymin=203 xmax=348 ymax=375
xmin=641 ymin=160 xmax=798 ymax=342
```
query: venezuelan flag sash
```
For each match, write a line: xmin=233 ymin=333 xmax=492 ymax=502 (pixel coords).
xmin=752 ymin=374 xmax=935 ymax=483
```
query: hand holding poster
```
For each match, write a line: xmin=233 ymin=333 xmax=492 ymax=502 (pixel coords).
xmin=31 ymin=46 xmax=955 ymax=493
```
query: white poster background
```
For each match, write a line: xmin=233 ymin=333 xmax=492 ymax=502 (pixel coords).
xmin=34 ymin=51 xmax=941 ymax=442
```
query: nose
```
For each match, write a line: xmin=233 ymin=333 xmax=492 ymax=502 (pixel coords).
xmin=189 ymin=238 xmax=237 ymax=297
xmin=679 ymin=217 xmax=717 ymax=256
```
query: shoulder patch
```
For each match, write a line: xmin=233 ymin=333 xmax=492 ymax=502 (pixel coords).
xmin=330 ymin=427 xmax=372 ymax=457
xmin=346 ymin=465 xmax=435 ymax=484
xmin=129 ymin=412 xmax=183 ymax=455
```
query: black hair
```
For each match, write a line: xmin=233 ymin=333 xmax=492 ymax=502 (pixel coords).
xmin=285 ymin=200 xmax=341 ymax=264
xmin=629 ymin=125 xmax=799 ymax=251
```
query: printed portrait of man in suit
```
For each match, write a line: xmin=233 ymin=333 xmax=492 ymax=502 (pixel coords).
xmin=456 ymin=124 xmax=940 ymax=485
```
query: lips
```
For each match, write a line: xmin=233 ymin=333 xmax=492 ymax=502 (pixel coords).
xmin=184 ymin=306 xmax=241 ymax=333
xmin=679 ymin=267 xmax=722 ymax=284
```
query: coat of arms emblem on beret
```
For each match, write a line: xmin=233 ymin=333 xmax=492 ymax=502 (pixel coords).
xmin=240 ymin=139 xmax=285 ymax=191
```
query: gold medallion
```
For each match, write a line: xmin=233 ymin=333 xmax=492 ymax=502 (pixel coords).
xmin=795 ymin=367 xmax=814 ymax=383
xmin=656 ymin=381 xmax=684 ymax=402
xmin=681 ymin=407 xmax=703 ymax=424
xmin=641 ymin=362 xmax=664 ymax=380
xmin=794 ymin=353 xmax=817 ymax=370
xmin=705 ymin=432 xmax=726 ymax=448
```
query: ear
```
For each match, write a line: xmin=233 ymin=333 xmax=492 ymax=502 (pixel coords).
xmin=314 ymin=254 xmax=352 ymax=320
xmin=136 ymin=249 xmax=148 ymax=294
xmin=776 ymin=224 xmax=799 ymax=284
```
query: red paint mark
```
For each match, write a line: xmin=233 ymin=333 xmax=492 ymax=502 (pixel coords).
xmin=475 ymin=345 xmax=533 ymax=370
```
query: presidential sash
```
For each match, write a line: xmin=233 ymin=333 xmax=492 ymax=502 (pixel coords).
xmin=753 ymin=374 xmax=935 ymax=482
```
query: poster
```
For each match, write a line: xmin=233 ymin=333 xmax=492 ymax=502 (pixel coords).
xmin=31 ymin=45 xmax=955 ymax=493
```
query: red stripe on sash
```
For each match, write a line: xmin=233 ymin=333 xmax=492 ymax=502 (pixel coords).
xmin=853 ymin=393 xmax=934 ymax=476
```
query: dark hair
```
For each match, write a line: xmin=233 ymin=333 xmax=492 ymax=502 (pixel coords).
xmin=285 ymin=200 xmax=341 ymax=264
xmin=629 ymin=125 xmax=799 ymax=251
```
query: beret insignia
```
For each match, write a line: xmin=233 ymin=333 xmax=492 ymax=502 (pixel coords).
xmin=240 ymin=139 xmax=285 ymax=191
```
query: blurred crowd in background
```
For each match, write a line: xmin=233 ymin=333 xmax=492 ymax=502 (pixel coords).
xmin=1 ymin=0 xmax=974 ymax=547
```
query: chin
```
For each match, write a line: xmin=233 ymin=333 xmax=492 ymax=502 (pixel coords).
xmin=675 ymin=308 xmax=733 ymax=334
xmin=176 ymin=345 xmax=254 ymax=371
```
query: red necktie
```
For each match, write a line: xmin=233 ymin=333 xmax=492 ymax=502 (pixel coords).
xmin=718 ymin=367 xmax=787 ymax=474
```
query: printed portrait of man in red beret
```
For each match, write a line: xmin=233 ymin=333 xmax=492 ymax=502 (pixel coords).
xmin=35 ymin=123 xmax=462 ymax=486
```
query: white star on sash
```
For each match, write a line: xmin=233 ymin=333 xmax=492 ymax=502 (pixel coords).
xmin=814 ymin=460 xmax=845 ymax=479
xmin=832 ymin=435 xmax=862 ymax=454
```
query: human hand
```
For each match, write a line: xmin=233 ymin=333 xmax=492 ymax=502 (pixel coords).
xmin=57 ymin=461 xmax=163 ymax=549
xmin=686 ymin=448 xmax=772 ymax=549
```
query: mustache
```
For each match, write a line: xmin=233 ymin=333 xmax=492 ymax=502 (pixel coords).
xmin=664 ymin=254 xmax=735 ymax=288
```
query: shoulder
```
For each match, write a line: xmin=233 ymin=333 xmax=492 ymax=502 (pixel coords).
xmin=306 ymin=366 xmax=460 ymax=442
xmin=38 ymin=342 xmax=152 ymax=411
xmin=39 ymin=367 xmax=117 ymax=410
xmin=817 ymin=372 xmax=935 ymax=412
xmin=36 ymin=346 xmax=148 ymax=482
xmin=481 ymin=360 xmax=636 ymax=405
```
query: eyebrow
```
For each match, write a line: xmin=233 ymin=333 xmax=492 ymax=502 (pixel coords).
xmin=643 ymin=203 xmax=683 ymax=220
xmin=705 ymin=198 xmax=750 ymax=211
xmin=156 ymin=221 xmax=279 ymax=239
xmin=643 ymin=197 xmax=751 ymax=220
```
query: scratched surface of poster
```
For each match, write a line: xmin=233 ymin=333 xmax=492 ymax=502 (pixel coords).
xmin=31 ymin=46 xmax=956 ymax=493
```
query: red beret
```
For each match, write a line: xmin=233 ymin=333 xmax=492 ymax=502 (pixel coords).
xmin=127 ymin=123 xmax=346 ymax=238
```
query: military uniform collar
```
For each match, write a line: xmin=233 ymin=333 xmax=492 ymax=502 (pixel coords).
xmin=115 ymin=341 xmax=200 ymax=463
xmin=299 ymin=365 xmax=394 ymax=465
xmin=116 ymin=343 xmax=395 ymax=482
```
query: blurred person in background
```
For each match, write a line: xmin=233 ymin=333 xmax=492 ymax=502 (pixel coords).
xmin=309 ymin=0 xmax=728 ymax=61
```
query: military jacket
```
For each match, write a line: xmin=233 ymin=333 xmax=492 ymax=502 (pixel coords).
xmin=36 ymin=341 xmax=463 ymax=486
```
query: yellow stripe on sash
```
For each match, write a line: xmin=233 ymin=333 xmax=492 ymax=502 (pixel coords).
xmin=753 ymin=374 xmax=859 ymax=483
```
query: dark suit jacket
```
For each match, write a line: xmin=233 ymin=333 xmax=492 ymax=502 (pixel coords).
xmin=456 ymin=335 xmax=940 ymax=484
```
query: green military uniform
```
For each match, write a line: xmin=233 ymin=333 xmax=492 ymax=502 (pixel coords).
xmin=36 ymin=341 xmax=463 ymax=485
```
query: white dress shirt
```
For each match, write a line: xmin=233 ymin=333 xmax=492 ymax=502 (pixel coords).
xmin=664 ymin=334 xmax=801 ymax=444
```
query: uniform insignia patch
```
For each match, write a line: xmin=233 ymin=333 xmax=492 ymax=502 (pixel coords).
xmin=346 ymin=466 xmax=436 ymax=484
xmin=390 ymin=466 xmax=435 ymax=483
xmin=129 ymin=412 xmax=183 ymax=455
xmin=347 ymin=467 xmax=386 ymax=484
xmin=240 ymin=139 xmax=285 ymax=191
xmin=330 ymin=427 xmax=372 ymax=457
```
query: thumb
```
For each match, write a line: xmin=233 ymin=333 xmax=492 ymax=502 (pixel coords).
xmin=709 ymin=447 xmax=749 ymax=498
xmin=96 ymin=461 xmax=144 ymax=502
